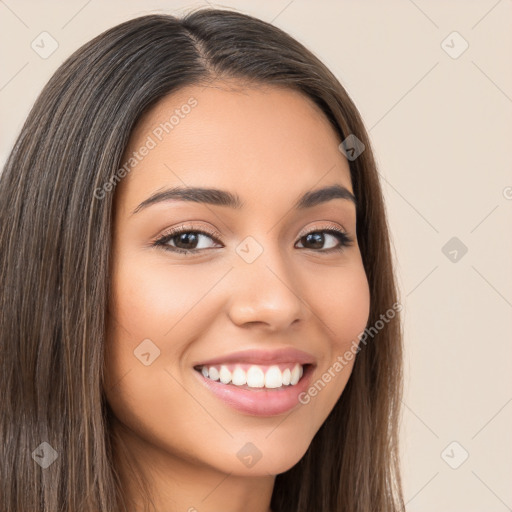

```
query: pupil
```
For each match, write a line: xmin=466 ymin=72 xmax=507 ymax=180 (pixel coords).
xmin=177 ymin=233 xmax=198 ymax=249
xmin=306 ymin=232 xmax=323 ymax=249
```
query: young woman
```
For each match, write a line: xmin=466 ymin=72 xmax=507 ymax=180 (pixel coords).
xmin=0 ymin=8 xmax=405 ymax=512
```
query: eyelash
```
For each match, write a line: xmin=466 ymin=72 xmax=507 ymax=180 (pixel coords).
xmin=152 ymin=223 xmax=354 ymax=255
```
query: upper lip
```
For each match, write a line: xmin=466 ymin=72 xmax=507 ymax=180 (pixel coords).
xmin=193 ymin=347 xmax=317 ymax=368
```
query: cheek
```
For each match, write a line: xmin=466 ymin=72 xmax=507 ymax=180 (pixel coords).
xmin=104 ymin=252 xmax=230 ymax=402
xmin=110 ymin=254 xmax=224 ymax=346
xmin=103 ymin=255 xmax=226 ymax=462
xmin=311 ymin=259 xmax=371 ymax=349
xmin=296 ymin=259 xmax=370 ymax=411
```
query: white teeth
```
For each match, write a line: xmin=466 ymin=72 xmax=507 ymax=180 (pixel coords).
xmin=199 ymin=363 xmax=305 ymax=389
xmin=264 ymin=365 xmax=282 ymax=388
xmin=231 ymin=366 xmax=247 ymax=386
xmin=290 ymin=364 xmax=301 ymax=385
xmin=219 ymin=365 xmax=231 ymax=384
xmin=208 ymin=366 xmax=219 ymax=381
xmin=246 ymin=366 xmax=265 ymax=388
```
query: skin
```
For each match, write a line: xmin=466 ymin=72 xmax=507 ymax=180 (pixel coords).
xmin=104 ymin=80 xmax=371 ymax=512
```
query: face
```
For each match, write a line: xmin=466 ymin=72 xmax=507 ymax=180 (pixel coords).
xmin=104 ymin=81 xmax=370 ymax=489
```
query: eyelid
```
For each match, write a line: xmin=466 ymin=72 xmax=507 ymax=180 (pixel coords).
xmin=296 ymin=221 xmax=348 ymax=239
xmin=155 ymin=221 xmax=349 ymax=244
xmin=153 ymin=223 xmax=223 ymax=244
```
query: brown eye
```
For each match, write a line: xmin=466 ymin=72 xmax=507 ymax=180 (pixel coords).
xmin=153 ymin=225 xmax=353 ymax=255
xmin=295 ymin=229 xmax=353 ymax=252
xmin=153 ymin=227 xmax=222 ymax=255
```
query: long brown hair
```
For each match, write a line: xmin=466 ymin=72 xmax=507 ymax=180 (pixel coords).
xmin=0 ymin=8 xmax=405 ymax=512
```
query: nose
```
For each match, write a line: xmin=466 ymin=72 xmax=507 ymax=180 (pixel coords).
xmin=226 ymin=244 xmax=308 ymax=331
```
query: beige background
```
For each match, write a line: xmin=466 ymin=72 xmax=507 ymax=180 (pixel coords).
xmin=1 ymin=1 xmax=511 ymax=510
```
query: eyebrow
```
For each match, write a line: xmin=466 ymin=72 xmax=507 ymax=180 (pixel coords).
xmin=131 ymin=183 xmax=357 ymax=215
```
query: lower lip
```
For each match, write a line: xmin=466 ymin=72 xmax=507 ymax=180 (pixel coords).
xmin=193 ymin=364 xmax=315 ymax=417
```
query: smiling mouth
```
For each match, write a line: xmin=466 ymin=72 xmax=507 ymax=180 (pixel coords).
xmin=193 ymin=362 xmax=312 ymax=390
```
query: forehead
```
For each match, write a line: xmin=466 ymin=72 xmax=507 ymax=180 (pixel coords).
xmin=116 ymin=81 xmax=353 ymax=211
